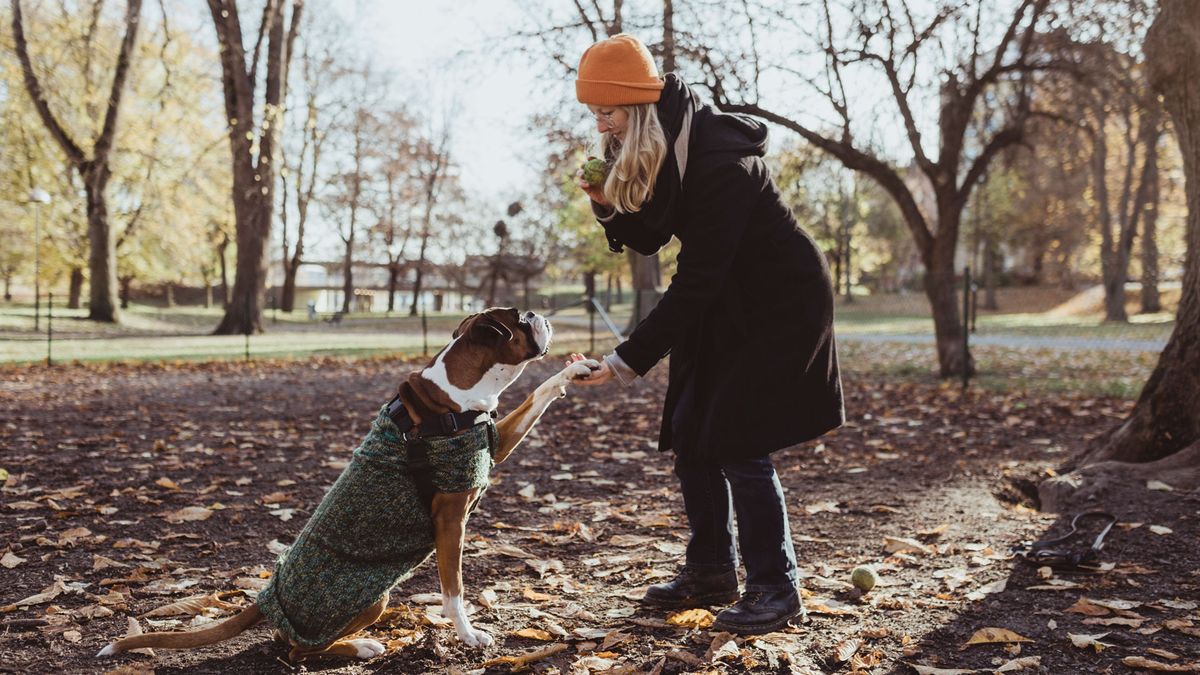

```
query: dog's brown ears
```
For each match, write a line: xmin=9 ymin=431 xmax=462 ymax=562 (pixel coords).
xmin=471 ymin=314 xmax=514 ymax=342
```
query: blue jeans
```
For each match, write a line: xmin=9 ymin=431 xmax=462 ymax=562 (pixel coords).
xmin=673 ymin=454 xmax=799 ymax=592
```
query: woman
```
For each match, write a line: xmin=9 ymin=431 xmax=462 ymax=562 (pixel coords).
xmin=569 ymin=34 xmax=844 ymax=635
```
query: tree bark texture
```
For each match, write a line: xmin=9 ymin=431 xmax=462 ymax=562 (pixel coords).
xmin=10 ymin=0 xmax=143 ymax=323
xmin=1076 ymin=0 xmax=1200 ymax=468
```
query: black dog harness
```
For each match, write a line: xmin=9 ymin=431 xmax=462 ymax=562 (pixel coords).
xmin=385 ymin=395 xmax=497 ymax=510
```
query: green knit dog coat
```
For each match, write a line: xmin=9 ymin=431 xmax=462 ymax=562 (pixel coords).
xmin=256 ymin=406 xmax=495 ymax=647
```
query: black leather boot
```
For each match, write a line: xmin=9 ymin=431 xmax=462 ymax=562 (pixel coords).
xmin=711 ymin=587 xmax=804 ymax=634
xmin=641 ymin=567 xmax=740 ymax=608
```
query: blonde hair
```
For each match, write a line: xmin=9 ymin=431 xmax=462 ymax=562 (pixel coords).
xmin=600 ymin=103 xmax=668 ymax=213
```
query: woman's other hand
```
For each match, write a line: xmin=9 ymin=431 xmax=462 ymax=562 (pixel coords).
xmin=566 ymin=352 xmax=613 ymax=386
xmin=575 ymin=169 xmax=612 ymax=208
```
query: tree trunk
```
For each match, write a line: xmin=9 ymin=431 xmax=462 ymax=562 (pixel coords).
xmin=3 ymin=274 xmax=10 ymax=301
xmin=204 ymin=281 xmax=213 ymax=309
xmin=1140 ymin=119 xmax=1163 ymax=314
xmin=924 ymin=202 xmax=972 ymax=378
xmin=410 ymin=265 xmax=424 ymax=317
xmin=83 ymin=173 xmax=120 ymax=322
xmin=214 ymin=185 xmax=271 ymax=334
xmin=11 ymin=0 xmax=141 ymax=325
xmin=119 ymin=276 xmax=132 ymax=309
xmin=387 ymin=265 xmax=399 ymax=313
xmin=1071 ymin=0 xmax=1200 ymax=470
xmin=341 ymin=238 xmax=354 ymax=314
xmin=217 ymin=232 xmax=230 ymax=308
xmin=281 ymin=265 xmax=297 ymax=313
xmin=165 ymin=281 xmax=175 ymax=308
xmin=625 ymin=251 xmax=660 ymax=334
xmin=68 ymin=267 xmax=84 ymax=309
xmin=983 ymin=237 xmax=999 ymax=310
xmin=209 ymin=0 xmax=302 ymax=335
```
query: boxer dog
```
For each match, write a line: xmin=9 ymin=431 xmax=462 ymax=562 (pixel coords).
xmin=98 ymin=307 xmax=598 ymax=661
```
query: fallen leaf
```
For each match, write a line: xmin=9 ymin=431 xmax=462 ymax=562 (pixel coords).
xmin=513 ymin=627 xmax=553 ymax=641
xmin=1065 ymin=597 xmax=1110 ymax=616
xmin=906 ymin=664 xmax=976 ymax=674
xmin=884 ymin=536 xmax=930 ymax=554
xmin=1149 ymin=525 xmax=1173 ymax=535
xmin=963 ymin=627 xmax=1032 ymax=647
xmin=995 ymin=656 xmax=1041 ymax=672
xmin=92 ymin=555 xmax=128 ymax=571
xmin=1146 ymin=480 xmax=1174 ymax=491
xmin=834 ymin=637 xmax=863 ymax=662
xmin=1 ymin=580 xmax=67 ymax=610
xmin=666 ymin=608 xmax=716 ymax=629
xmin=1120 ymin=656 xmax=1198 ymax=672
xmin=155 ymin=477 xmax=180 ymax=490
xmin=478 ymin=589 xmax=498 ymax=609
xmin=1068 ymin=632 xmax=1112 ymax=651
xmin=482 ymin=643 xmax=568 ymax=669
xmin=804 ymin=500 xmax=841 ymax=515
xmin=141 ymin=592 xmax=242 ymax=618
xmin=161 ymin=506 xmax=212 ymax=523
xmin=1 ymin=552 xmax=26 ymax=569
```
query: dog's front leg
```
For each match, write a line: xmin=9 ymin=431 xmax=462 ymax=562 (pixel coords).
xmin=493 ymin=361 xmax=598 ymax=463
xmin=431 ymin=489 xmax=492 ymax=648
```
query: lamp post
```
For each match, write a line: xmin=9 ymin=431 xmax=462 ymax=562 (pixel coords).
xmin=28 ymin=188 xmax=51 ymax=330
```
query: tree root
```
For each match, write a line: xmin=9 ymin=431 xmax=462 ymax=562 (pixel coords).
xmin=1039 ymin=441 xmax=1200 ymax=512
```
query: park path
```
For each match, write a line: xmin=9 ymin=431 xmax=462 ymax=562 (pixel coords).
xmin=839 ymin=332 xmax=1168 ymax=353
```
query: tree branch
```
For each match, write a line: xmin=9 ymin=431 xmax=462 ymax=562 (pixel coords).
xmin=10 ymin=0 xmax=87 ymax=167
xmin=716 ymin=100 xmax=934 ymax=253
xmin=94 ymin=0 xmax=144 ymax=163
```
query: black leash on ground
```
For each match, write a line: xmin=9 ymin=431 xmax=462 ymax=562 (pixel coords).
xmin=1013 ymin=511 xmax=1117 ymax=571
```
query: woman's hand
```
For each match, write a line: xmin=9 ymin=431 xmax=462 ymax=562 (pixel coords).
xmin=566 ymin=352 xmax=613 ymax=386
xmin=575 ymin=169 xmax=612 ymax=209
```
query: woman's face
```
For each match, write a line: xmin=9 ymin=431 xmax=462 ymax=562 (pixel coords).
xmin=588 ymin=105 xmax=629 ymax=140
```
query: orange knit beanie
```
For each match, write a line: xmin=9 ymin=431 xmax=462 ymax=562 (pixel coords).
xmin=575 ymin=34 xmax=664 ymax=106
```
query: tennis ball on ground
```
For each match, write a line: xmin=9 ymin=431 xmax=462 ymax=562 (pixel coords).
xmin=850 ymin=565 xmax=878 ymax=592
xmin=581 ymin=157 xmax=607 ymax=185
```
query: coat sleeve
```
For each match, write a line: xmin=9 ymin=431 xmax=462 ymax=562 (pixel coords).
xmin=614 ymin=160 xmax=756 ymax=375
xmin=591 ymin=201 xmax=672 ymax=255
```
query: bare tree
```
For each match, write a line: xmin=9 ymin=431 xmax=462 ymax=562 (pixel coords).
xmin=706 ymin=0 xmax=1057 ymax=376
xmin=10 ymin=0 xmax=143 ymax=323
xmin=206 ymin=0 xmax=302 ymax=335
xmin=1041 ymin=0 xmax=1200 ymax=507
xmin=409 ymin=120 xmax=453 ymax=317
xmin=373 ymin=108 xmax=417 ymax=313
xmin=328 ymin=96 xmax=381 ymax=315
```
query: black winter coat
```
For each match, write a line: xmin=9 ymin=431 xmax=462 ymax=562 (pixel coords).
xmin=600 ymin=75 xmax=844 ymax=462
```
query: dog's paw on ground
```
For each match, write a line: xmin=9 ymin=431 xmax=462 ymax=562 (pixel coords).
xmin=348 ymin=638 xmax=385 ymax=659
xmin=456 ymin=627 xmax=494 ymax=648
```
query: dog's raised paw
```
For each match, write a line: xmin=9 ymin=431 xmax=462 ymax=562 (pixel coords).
xmin=96 ymin=644 xmax=116 ymax=658
xmin=348 ymin=638 xmax=386 ymax=659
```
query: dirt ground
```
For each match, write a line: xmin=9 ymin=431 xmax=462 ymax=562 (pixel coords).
xmin=1 ymin=355 xmax=1197 ymax=675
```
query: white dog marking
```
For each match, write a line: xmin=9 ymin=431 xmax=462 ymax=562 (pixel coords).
xmin=443 ymin=594 xmax=492 ymax=648
xmin=347 ymin=638 xmax=386 ymax=659
xmin=421 ymin=336 xmax=529 ymax=411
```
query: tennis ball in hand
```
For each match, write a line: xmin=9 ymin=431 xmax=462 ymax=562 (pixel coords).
xmin=581 ymin=157 xmax=607 ymax=185
xmin=850 ymin=565 xmax=878 ymax=592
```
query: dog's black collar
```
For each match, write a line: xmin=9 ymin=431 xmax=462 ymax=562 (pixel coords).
xmin=385 ymin=395 xmax=496 ymax=438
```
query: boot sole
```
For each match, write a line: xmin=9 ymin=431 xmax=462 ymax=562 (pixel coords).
xmin=640 ymin=589 xmax=741 ymax=609
xmin=711 ymin=606 xmax=804 ymax=635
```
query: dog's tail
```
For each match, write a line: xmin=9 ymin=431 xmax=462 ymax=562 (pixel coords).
xmin=96 ymin=604 xmax=263 ymax=656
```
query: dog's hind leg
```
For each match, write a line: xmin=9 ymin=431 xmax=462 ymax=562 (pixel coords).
xmin=288 ymin=593 xmax=389 ymax=661
xmin=431 ymin=488 xmax=492 ymax=648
